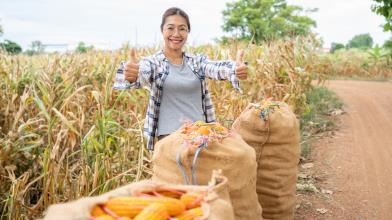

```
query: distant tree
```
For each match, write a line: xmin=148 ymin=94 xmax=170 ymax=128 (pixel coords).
xmin=75 ymin=41 xmax=93 ymax=53
xmin=0 ymin=40 xmax=22 ymax=54
xmin=347 ymin=34 xmax=374 ymax=49
xmin=383 ymin=37 xmax=392 ymax=49
xmin=25 ymin=40 xmax=45 ymax=55
xmin=371 ymin=0 xmax=392 ymax=32
xmin=330 ymin=42 xmax=345 ymax=53
xmin=31 ymin=40 xmax=45 ymax=53
xmin=222 ymin=0 xmax=317 ymax=43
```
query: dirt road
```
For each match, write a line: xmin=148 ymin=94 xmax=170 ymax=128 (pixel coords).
xmin=296 ymin=80 xmax=392 ymax=219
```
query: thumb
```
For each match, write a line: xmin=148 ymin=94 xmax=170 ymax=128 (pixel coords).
xmin=236 ymin=49 xmax=244 ymax=64
xmin=129 ymin=48 xmax=139 ymax=63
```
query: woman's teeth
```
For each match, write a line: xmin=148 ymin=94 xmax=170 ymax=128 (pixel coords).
xmin=170 ymin=39 xmax=182 ymax=43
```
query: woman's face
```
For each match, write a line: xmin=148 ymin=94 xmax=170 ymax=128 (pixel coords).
xmin=162 ymin=15 xmax=189 ymax=51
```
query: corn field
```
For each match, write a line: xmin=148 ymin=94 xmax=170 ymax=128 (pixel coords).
xmin=317 ymin=48 xmax=392 ymax=79
xmin=0 ymin=36 xmax=389 ymax=219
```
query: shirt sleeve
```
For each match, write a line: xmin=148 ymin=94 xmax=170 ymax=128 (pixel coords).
xmin=199 ymin=54 xmax=242 ymax=93
xmin=112 ymin=59 xmax=154 ymax=90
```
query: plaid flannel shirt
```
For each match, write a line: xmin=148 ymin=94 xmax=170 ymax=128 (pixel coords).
xmin=113 ymin=50 xmax=241 ymax=150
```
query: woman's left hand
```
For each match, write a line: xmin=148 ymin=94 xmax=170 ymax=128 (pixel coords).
xmin=235 ymin=50 xmax=248 ymax=80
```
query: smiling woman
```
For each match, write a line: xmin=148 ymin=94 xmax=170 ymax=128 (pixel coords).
xmin=160 ymin=8 xmax=190 ymax=57
xmin=113 ymin=7 xmax=249 ymax=151
xmin=160 ymin=8 xmax=190 ymax=64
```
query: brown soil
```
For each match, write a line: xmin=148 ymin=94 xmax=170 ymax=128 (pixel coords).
xmin=295 ymin=80 xmax=392 ymax=220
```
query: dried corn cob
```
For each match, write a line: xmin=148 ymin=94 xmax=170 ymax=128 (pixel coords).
xmin=180 ymin=192 xmax=204 ymax=209
xmin=104 ymin=197 xmax=149 ymax=217
xmin=91 ymin=205 xmax=106 ymax=217
xmin=92 ymin=215 xmax=132 ymax=220
xmin=134 ymin=203 xmax=169 ymax=220
xmin=93 ymin=215 xmax=115 ymax=220
xmin=105 ymin=196 xmax=185 ymax=217
xmin=151 ymin=197 xmax=185 ymax=216
xmin=175 ymin=207 xmax=203 ymax=220
xmin=153 ymin=190 xmax=184 ymax=199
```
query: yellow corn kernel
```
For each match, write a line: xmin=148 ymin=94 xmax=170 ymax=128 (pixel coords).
xmin=94 ymin=215 xmax=115 ymax=220
xmin=104 ymin=197 xmax=149 ymax=217
xmin=180 ymin=192 xmax=203 ymax=209
xmin=105 ymin=196 xmax=185 ymax=217
xmin=155 ymin=190 xmax=183 ymax=199
xmin=197 ymin=126 xmax=210 ymax=135
xmin=94 ymin=216 xmax=132 ymax=220
xmin=134 ymin=203 xmax=168 ymax=220
xmin=91 ymin=205 xmax=106 ymax=217
xmin=151 ymin=197 xmax=185 ymax=216
xmin=176 ymin=207 xmax=203 ymax=220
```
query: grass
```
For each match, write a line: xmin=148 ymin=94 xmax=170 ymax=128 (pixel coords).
xmin=299 ymin=86 xmax=343 ymax=158
xmin=296 ymin=86 xmax=343 ymax=198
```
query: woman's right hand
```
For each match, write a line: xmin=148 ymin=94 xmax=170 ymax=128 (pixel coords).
xmin=124 ymin=48 xmax=139 ymax=83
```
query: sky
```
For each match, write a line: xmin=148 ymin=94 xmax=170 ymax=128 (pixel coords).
xmin=0 ymin=0 xmax=391 ymax=51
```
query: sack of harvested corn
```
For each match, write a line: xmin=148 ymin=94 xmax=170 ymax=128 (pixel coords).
xmin=44 ymin=170 xmax=234 ymax=220
xmin=152 ymin=121 xmax=262 ymax=220
xmin=232 ymin=100 xmax=300 ymax=220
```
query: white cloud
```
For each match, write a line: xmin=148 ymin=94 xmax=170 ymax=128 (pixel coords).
xmin=287 ymin=0 xmax=391 ymax=47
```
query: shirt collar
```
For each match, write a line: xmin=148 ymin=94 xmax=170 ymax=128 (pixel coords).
xmin=155 ymin=50 xmax=196 ymax=62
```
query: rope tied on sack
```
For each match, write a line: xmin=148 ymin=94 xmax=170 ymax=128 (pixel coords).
xmin=176 ymin=121 xmax=230 ymax=185
xmin=249 ymin=100 xmax=290 ymax=161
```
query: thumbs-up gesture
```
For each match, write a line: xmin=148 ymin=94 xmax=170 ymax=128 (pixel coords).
xmin=235 ymin=50 xmax=248 ymax=80
xmin=124 ymin=48 xmax=139 ymax=83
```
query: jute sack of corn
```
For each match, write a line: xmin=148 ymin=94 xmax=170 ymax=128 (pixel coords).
xmin=44 ymin=170 xmax=234 ymax=220
xmin=232 ymin=101 xmax=300 ymax=220
xmin=152 ymin=121 xmax=262 ymax=220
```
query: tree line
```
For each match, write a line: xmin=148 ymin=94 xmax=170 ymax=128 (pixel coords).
xmin=330 ymin=33 xmax=392 ymax=53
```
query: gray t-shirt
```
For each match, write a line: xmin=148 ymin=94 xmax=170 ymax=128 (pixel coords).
xmin=157 ymin=61 xmax=205 ymax=136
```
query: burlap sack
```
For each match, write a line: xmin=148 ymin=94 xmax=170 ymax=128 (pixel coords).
xmin=232 ymin=102 xmax=300 ymax=220
xmin=152 ymin=129 xmax=262 ymax=220
xmin=44 ymin=172 xmax=234 ymax=220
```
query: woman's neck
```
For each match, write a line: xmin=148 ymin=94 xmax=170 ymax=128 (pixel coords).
xmin=163 ymin=48 xmax=183 ymax=65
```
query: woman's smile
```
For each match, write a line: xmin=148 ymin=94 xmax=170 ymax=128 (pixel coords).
xmin=168 ymin=38 xmax=183 ymax=45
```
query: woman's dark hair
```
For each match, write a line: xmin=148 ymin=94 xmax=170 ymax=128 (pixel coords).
xmin=160 ymin=7 xmax=191 ymax=32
